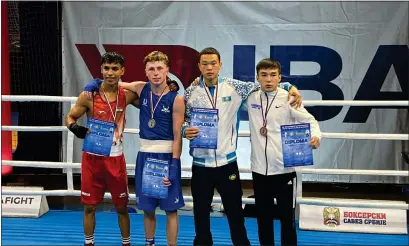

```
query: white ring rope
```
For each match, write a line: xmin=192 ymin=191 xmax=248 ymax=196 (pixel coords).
xmin=2 ymin=95 xmax=78 ymax=103
xmin=2 ymin=126 xmax=408 ymax=140
xmin=2 ymin=95 xmax=409 ymax=106
xmin=2 ymin=126 xmax=68 ymax=132
xmin=2 ymin=160 xmax=409 ymax=177
xmin=2 ymin=95 xmax=409 ymax=211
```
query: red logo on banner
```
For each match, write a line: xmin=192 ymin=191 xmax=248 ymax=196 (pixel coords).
xmin=76 ymin=44 xmax=201 ymax=88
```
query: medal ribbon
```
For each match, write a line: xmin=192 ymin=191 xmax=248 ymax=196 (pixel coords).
xmin=202 ymin=78 xmax=219 ymax=109
xmin=260 ymin=91 xmax=277 ymax=127
xmin=150 ymin=85 xmax=168 ymax=120
xmin=101 ymin=85 xmax=119 ymax=122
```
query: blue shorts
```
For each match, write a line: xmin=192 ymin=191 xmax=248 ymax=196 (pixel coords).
xmin=135 ymin=151 xmax=185 ymax=212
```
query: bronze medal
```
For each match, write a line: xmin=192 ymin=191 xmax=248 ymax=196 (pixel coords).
xmin=260 ymin=126 xmax=267 ymax=136
xmin=260 ymin=91 xmax=278 ymax=138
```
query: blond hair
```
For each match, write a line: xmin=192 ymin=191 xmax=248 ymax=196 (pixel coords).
xmin=143 ymin=51 xmax=169 ymax=67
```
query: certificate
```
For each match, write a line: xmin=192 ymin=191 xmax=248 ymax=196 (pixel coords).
xmin=189 ymin=107 xmax=218 ymax=149
xmin=82 ymin=117 xmax=115 ymax=156
xmin=280 ymin=123 xmax=313 ymax=167
xmin=142 ymin=158 xmax=169 ymax=200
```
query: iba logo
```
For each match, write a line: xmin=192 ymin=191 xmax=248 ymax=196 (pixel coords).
xmin=323 ymin=207 xmax=341 ymax=227
xmin=76 ymin=44 xmax=408 ymax=123
xmin=76 ymin=44 xmax=201 ymax=89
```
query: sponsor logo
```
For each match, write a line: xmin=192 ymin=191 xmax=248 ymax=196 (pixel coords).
xmin=81 ymin=191 xmax=91 ymax=197
xmin=323 ymin=207 xmax=340 ymax=227
xmin=76 ymin=44 xmax=408 ymax=123
xmin=161 ymin=105 xmax=170 ymax=113
xmin=1 ymin=196 xmax=35 ymax=205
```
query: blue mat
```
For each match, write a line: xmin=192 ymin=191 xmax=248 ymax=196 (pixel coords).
xmin=2 ymin=210 xmax=408 ymax=245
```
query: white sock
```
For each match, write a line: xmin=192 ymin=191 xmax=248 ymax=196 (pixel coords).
xmin=122 ymin=236 xmax=130 ymax=244
xmin=85 ymin=234 xmax=94 ymax=244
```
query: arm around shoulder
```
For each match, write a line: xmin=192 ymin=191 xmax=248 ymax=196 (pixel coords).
xmin=225 ymin=77 xmax=259 ymax=100
xmin=280 ymin=83 xmax=302 ymax=108
xmin=124 ymin=89 xmax=140 ymax=107
xmin=120 ymin=81 xmax=146 ymax=96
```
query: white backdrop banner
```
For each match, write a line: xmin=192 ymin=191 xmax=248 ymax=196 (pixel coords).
xmin=62 ymin=2 xmax=409 ymax=182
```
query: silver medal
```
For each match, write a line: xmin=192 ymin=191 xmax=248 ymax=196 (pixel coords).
xmin=148 ymin=119 xmax=156 ymax=128
xmin=149 ymin=86 xmax=168 ymax=130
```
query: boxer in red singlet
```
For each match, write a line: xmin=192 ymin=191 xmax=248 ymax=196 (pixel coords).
xmin=65 ymin=52 xmax=139 ymax=246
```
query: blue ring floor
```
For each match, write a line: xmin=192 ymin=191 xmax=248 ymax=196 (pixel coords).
xmin=2 ymin=210 xmax=408 ymax=245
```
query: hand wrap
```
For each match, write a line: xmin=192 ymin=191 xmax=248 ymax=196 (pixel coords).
xmin=168 ymin=158 xmax=181 ymax=183
xmin=69 ymin=123 xmax=89 ymax=139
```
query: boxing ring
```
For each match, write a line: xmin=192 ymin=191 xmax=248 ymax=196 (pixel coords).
xmin=2 ymin=95 xmax=409 ymax=245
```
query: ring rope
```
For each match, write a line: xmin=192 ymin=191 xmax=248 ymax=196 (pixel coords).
xmin=2 ymin=95 xmax=408 ymax=211
xmin=2 ymin=95 xmax=409 ymax=106
xmin=2 ymin=126 xmax=408 ymax=140
xmin=2 ymin=160 xmax=409 ymax=177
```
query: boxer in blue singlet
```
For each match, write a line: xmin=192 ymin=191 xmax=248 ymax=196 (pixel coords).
xmin=83 ymin=51 xmax=185 ymax=246
xmin=129 ymin=51 xmax=185 ymax=246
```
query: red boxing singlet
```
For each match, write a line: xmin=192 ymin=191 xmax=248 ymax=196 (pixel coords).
xmin=81 ymin=86 xmax=129 ymax=207
xmin=91 ymin=86 xmax=127 ymax=157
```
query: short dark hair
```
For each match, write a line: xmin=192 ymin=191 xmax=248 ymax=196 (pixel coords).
xmin=101 ymin=52 xmax=124 ymax=67
xmin=256 ymin=58 xmax=281 ymax=75
xmin=199 ymin=47 xmax=221 ymax=62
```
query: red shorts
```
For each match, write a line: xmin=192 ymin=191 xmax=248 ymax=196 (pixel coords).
xmin=81 ymin=152 xmax=129 ymax=207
